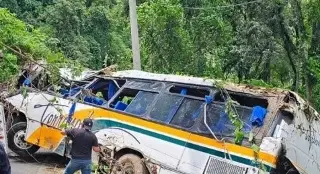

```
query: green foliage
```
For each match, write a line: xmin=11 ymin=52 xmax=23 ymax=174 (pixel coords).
xmin=251 ymin=144 xmax=260 ymax=153
xmin=95 ymin=92 xmax=103 ymax=98
xmin=225 ymin=98 xmax=244 ymax=145
xmin=0 ymin=8 xmax=83 ymax=86
xmin=243 ymin=79 xmax=274 ymax=88
xmin=0 ymin=8 xmax=50 ymax=58
xmin=138 ymin=0 xmax=195 ymax=74
xmin=0 ymin=53 xmax=18 ymax=82
xmin=1 ymin=0 xmax=320 ymax=117
xmin=22 ymin=0 xmax=133 ymax=70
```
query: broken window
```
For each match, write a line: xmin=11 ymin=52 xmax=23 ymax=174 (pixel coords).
xmin=78 ymin=78 xmax=124 ymax=106
xmin=125 ymin=81 xmax=164 ymax=91
xmin=149 ymin=94 xmax=183 ymax=122
xmin=197 ymin=104 xmax=253 ymax=137
xmin=170 ymin=98 xmax=204 ymax=128
xmin=149 ymin=85 xmax=208 ymax=125
xmin=204 ymin=90 xmax=269 ymax=136
xmin=47 ymin=79 xmax=88 ymax=98
xmin=214 ymin=91 xmax=268 ymax=108
xmin=125 ymin=91 xmax=158 ymax=116
xmin=17 ymin=70 xmax=29 ymax=88
xmin=110 ymin=88 xmax=158 ymax=116
xmin=110 ymin=88 xmax=139 ymax=109
xmin=198 ymin=104 xmax=224 ymax=134
xmin=169 ymin=85 xmax=210 ymax=98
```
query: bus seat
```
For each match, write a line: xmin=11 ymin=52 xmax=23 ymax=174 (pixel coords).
xmin=180 ymin=88 xmax=187 ymax=95
xmin=59 ymin=88 xmax=69 ymax=95
xmin=115 ymin=101 xmax=127 ymax=111
xmin=60 ymin=87 xmax=81 ymax=98
xmin=250 ymin=106 xmax=267 ymax=127
xmin=213 ymin=111 xmax=228 ymax=134
xmin=84 ymin=96 xmax=104 ymax=105
xmin=23 ymin=76 xmax=31 ymax=87
xmin=108 ymin=82 xmax=118 ymax=100
xmin=69 ymin=87 xmax=81 ymax=95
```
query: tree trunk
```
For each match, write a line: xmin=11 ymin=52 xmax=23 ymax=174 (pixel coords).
xmin=293 ymin=0 xmax=310 ymax=101
xmin=277 ymin=5 xmax=299 ymax=91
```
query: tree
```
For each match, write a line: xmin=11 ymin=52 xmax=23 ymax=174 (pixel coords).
xmin=138 ymin=0 xmax=195 ymax=74
xmin=0 ymin=8 xmax=70 ymax=83
xmin=2 ymin=0 xmax=320 ymax=111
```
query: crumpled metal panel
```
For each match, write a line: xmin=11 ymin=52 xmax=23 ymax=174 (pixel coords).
xmin=204 ymin=156 xmax=247 ymax=174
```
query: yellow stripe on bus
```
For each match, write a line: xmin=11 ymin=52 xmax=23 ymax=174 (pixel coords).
xmin=26 ymin=107 xmax=277 ymax=166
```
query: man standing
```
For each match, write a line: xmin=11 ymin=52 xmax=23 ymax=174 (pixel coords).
xmin=0 ymin=142 xmax=11 ymax=174
xmin=61 ymin=118 xmax=100 ymax=174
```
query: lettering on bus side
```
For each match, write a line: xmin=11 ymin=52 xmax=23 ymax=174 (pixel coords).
xmin=34 ymin=104 xmax=82 ymax=129
xmin=42 ymin=114 xmax=82 ymax=129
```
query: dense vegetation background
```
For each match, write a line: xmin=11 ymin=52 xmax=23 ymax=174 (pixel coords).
xmin=0 ymin=0 xmax=320 ymax=111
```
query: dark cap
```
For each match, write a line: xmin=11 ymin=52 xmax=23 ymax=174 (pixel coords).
xmin=83 ymin=118 xmax=93 ymax=130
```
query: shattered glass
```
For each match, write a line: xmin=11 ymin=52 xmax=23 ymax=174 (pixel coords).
xmin=215 ymin=106 xmax=253 ymax=136
xmin=125 ymin=81 xmax=164 ymax=91
xmin=125 ymin=91 xmax=158 ymax=116
xmin=198 ymin=104 xmax=224 ymax=133
xmin=150 ymin=94 xmax=183 ymax=122
xmin=198 ymin=104 xmax=253 ymax=137
xmin=170 ymin=99 xmax=204 ymax=128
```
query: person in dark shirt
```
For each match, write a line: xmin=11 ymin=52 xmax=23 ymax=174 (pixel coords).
xmin=0 ymin=142 xmax=11 ymax=174
xmin=61 ymin=118 xmax=100 ymax=174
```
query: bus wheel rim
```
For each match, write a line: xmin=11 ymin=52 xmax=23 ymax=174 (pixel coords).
xmin=13 ymin=130 xmax=32 ymax=150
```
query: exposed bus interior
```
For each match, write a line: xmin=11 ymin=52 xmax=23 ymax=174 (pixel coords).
xmin=82 ymin=79 xmax=272 ymax=146
xmin=78 ymin=78 xmax=126 ymax=106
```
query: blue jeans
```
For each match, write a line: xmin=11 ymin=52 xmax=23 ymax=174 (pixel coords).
xmin=0 ymin=143 xmax=11 ymax=174
xmin=64 ymin=159 xmax=92 ymax=174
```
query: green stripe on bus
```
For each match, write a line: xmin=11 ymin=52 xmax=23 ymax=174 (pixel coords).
xmin=92 ymin=119 xmax=272 ymax=171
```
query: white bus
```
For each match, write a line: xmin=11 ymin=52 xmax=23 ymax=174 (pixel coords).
xmin=3 ymin=69 xmax=319 ymax=174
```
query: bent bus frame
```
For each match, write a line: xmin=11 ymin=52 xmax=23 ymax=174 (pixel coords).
xmin=3 ymin=69 xmax=320 ymax=174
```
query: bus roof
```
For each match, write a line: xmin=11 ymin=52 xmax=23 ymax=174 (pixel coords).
xmin=110 ymin=70 xmax=217 ymax=87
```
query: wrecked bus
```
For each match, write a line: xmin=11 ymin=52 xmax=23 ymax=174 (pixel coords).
xmin=2 ymin=69 xmax=320 ymax=174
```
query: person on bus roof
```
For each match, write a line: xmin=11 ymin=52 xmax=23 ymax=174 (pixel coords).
xmin=61 ymin=118 xmax=100 ymax=174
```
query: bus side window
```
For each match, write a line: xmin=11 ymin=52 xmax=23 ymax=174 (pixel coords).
xmin=198 ymin=104 xmax=222 ymax=135
xmin=79 ymin=79 xmax=124 ymax=106
xmin=197 ymin=104 xmax=256 ymax=137
xmin=48 ymin=80 xmax=88 ymax=98
xmin=149 ymin=94 xmax=183 ymax=122
xmin=170 ymin=98 xmax=204 ymax=129
xmin=110 ymin=88 xmax=158 ymax=116
xmin=125 ymin=91 xmax=158 ymax=116
xmin=109 ymin=88 xmax=138 ymax=109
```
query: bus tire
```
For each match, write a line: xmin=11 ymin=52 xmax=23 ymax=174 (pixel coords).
xmin=7 ymin=122 xmax=39 ymax=156
xmin=113 ymin=154 xmax=148 ymax=174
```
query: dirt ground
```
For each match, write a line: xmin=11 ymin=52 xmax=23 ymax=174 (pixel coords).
xmin=8 ymin=150 xmax=66 ymax=174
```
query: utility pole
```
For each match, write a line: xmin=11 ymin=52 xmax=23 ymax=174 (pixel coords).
xmin=129 ymin=0 xmax=141 ymax=70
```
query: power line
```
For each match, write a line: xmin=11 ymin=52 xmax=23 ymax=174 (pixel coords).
xmin=154 ymin=0 xmax=262 ymax=10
